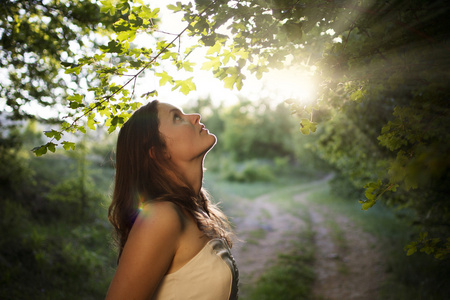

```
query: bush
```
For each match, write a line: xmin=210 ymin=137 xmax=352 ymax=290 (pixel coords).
xmin=220 ymin=159 xmax=275 ymax=182
xmin=0 ymin=128 xmax=116 ymax=299
xmin=328 ymin=173 xmax=364 ymax=201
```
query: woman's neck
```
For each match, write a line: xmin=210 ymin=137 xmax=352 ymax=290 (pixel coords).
xmin=171 ymin=156 xmax=205 ymax=195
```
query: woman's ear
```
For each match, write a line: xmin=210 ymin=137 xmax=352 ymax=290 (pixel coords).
xmin=149 ymin=147 xmax=156 ymax=159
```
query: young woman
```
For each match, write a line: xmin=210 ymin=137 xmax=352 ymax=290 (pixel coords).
xmin=105 ymin=100 xmax=238 ymax=300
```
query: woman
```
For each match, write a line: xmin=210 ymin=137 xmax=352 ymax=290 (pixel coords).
xmin=105 ymin=100 xmax=238 ymax=300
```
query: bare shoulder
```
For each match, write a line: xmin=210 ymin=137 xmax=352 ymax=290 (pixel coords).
xmin=132 ymin=201 xmax=186 ymax=238
xmin=106 ymin=201 xmax=186 ymax=299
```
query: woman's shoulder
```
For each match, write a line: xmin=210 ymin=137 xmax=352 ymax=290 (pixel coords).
xmin=137 ymin=201 xmax=187 ymax=232
xmin=109 ymin=201 xmax=186 ymax=299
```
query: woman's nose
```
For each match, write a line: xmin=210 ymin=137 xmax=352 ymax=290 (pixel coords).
xmin=188 ymin=113 xmax=201 ymax=124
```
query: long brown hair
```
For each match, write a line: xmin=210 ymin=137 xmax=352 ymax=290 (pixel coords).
xmin=108 ymin=100 xmax=232 ymax=259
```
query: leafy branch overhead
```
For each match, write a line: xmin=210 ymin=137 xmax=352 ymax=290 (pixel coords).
xmin=18 ymin=0 xmax=450 ymax=258
xmin=31 ymin=0 xmax=215 ymax=156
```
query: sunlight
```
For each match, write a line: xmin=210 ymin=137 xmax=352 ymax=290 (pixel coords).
xmin=238 ymin=67 xmax=317 ymax=106
xmin=265 ymin=68 xmax=316 ymax=102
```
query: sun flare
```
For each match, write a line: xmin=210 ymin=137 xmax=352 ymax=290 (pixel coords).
xmin=241 ymin=67 xmax=317 ymax=105
xmin=266 ymin=69 xmax=316 ymax=102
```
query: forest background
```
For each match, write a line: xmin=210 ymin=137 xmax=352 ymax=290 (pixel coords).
xmin=1 ymin=0 xmax=449 ymax=299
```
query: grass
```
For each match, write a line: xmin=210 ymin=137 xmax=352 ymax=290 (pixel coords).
xmin=245 ymin=228 xmax=268 ymax=246
xmin=325 ymin=217 xmax=347 ymax=251
xmin=243 ymin=251 xmax=315 ymax=300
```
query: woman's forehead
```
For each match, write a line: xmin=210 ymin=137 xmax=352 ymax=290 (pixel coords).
xmin=158 ymin=102 xmax=183 ymax=114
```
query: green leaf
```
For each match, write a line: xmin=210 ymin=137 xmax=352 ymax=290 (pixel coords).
xmin=201 ymin=57 xmax=221 ymax=71
xmin=181 ymin=61 xmax=195 ymax=72
xmin=61 ymin=62 xmax=74 ymax=68
xmin=62 ymin=141 xmax=76 ymax=151
xmin=32 ymin=145 xmax=47 ymax=156
xmin=64 ymin=65 xmax=82 ymax=75
xmin=161 ymin=51 xmax=178 ymax=60
xmin=206 ymin=42 xmax=221 ymax=55
xmin=223 ymin=74 xmax=238 ymax=90
xmin=405 ymin=243 xmax=417 ymax=256
xmin=108 ymin=124 xmax=117 ymax=134
xmin=113 ymin=18 xmax=130 ymax=32
xmin=139 ymin=6 xmax=159 ymax=19
xmin=359 ymin=199 xmax=376 ymax=210
xmin=99 ymin=40 xmax=126 ymax=54
xmin=129 ymin=60 xmax=145 ymax=69
xmin=47 ymin=142 xmax=56 ymax=153
xmin=172 ymin=77 xmax=196 ymax=95
xmin=235 ymin=48 xmax=249 ymax=60
xmin=167 ymin=2 xmax=182 ymax=12
xmin=222 ymin=50 xmax=235 ymax=65
xmin=155 ymin=71 xmax=173 ymax=86
xmin=100 ymin=0 xmax=117 ymax=15
xmin=117 ymin=30 xmax=136 ymax=42
xmin=44 ymin=130 xmax=62 ymax=141
xmin=156 ymin=40 xmax=174 ymax=51
xmin=67 ymin=94 xmax=83 ymax=103
xmin=67 ymin=94 xmax=84 ymax=109
xmin=350 ymin=89 xmax=366 ymax=102
xmin=87 ymin=118 xmax=98 ymax=130
xmin=300 ymin=119 xmax=318 ymax=135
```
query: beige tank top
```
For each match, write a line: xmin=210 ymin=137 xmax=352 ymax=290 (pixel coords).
xmin=152 ymin=238 xmax=239 ymax=300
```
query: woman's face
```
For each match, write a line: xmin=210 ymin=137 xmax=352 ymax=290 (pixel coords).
xmin=157 ymin=102 xmax=216 ymax=164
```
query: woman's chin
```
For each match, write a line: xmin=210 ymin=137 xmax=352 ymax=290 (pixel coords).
xmin=204 ymin=135 xmax=217 ymax=155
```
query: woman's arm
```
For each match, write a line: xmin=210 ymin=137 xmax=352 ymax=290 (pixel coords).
xmin=105 ymin=201 xmax=183 ymax=300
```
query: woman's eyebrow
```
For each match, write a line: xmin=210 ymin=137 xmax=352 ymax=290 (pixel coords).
xmin=169 ymin=108 xmax=183 ymax=115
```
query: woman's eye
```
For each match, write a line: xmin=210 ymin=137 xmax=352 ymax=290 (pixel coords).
xmin=174 ymin=114 xmax=182 ymax=121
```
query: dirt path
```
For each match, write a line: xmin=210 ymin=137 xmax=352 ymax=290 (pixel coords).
xmin=230 ymin=179 xmax=386 ymax=299
xmin=231 ymin=193 xmax=306 ymax=285
xmin=294 ymin=193 xmax=385 ymax=300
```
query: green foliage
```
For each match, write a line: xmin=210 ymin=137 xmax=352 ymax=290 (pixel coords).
xmin=220 ymin=158 xmax=275 ymax=183
xmin=405 ymin=233 xmax=450 ymax=260
xmin=327 ymin=173 xmax=364 ymax=201
xmin=0 ymin=126 xmax=116 ymax=299
xmin=27 ymin=0 xmax=214 ymax=155
xmin=0 ymin=128 xmax=35 ymax=199
xmin=184 ymin=97 xmax=323 ymax=183
xmin=220 ymin=99 xmax=298 ymax=161
xmin=0 ymin=0 xmax=116 ymax=122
